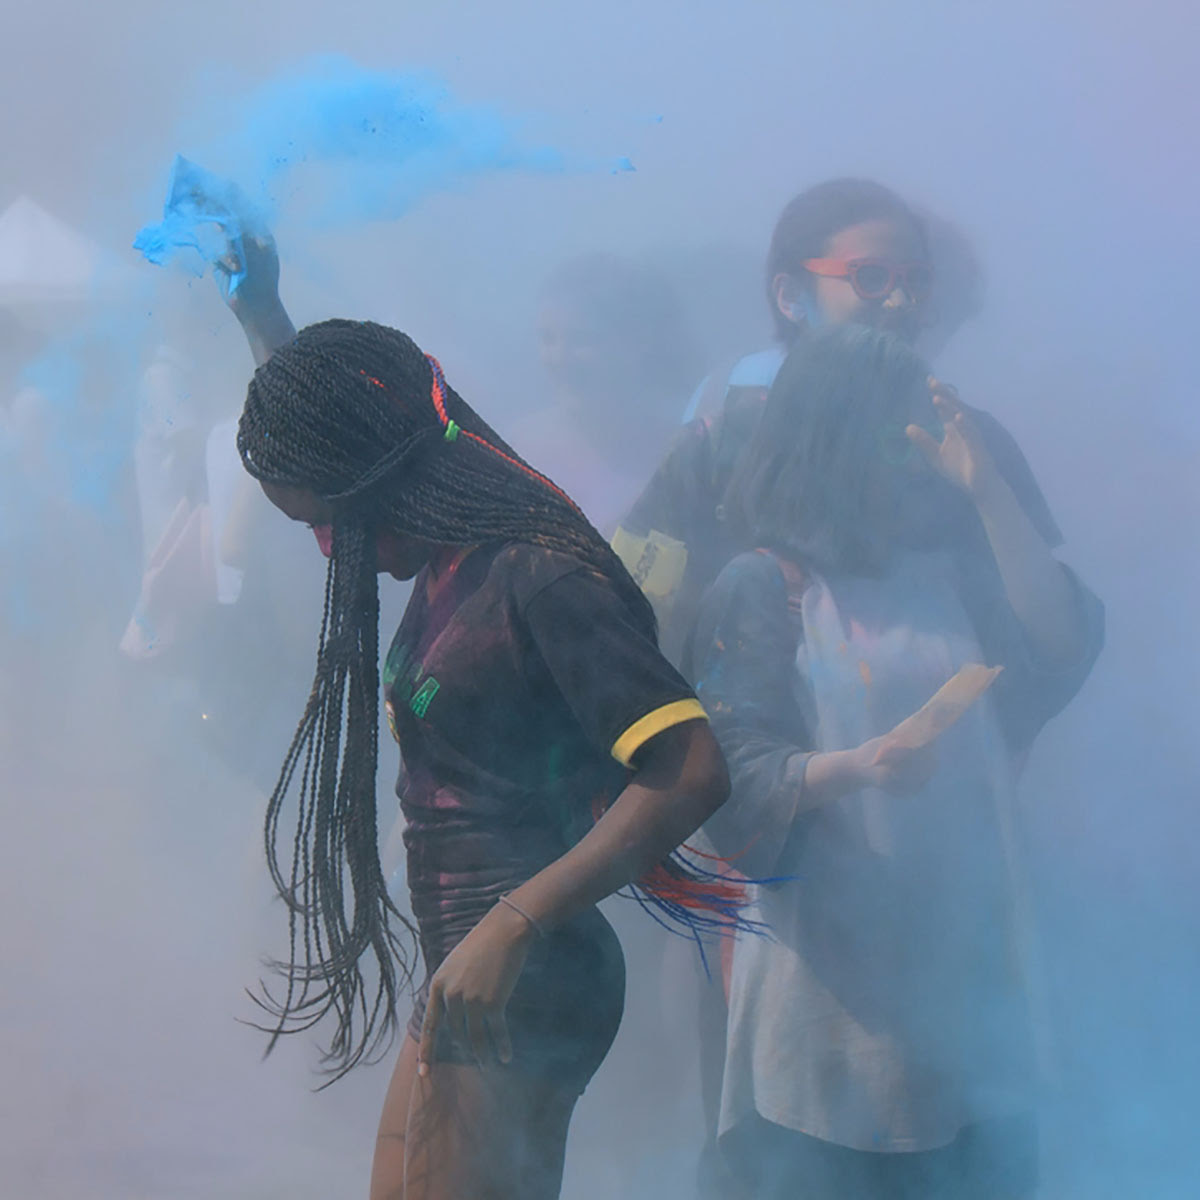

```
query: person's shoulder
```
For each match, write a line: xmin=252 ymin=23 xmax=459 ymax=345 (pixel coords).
xmin=683 ymin=346 xmax=781 ymax=424
xmin=670 ymin=412 xmax=715 ymax=451
xmin=489 ymin=541 xmax=594 ymax=608
xmin=637 ymin=413 xmax=717 ymax=491
xmin=709 ymin=549 xmax=787 ymax=601
xmin=703 ymin=347 xmax=776 ymax=442
xmin=691 ymin=551 xmax=795 ymax=664
xmin=713 ymin=382 xmax=767 ymax=440
xmin=727 ymin=346 xmax=785 ymax=389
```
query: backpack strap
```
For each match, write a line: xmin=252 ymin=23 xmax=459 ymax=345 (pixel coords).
xmin=754 ymin=547 xmax=808 ymax=641
xmin=683 ymin=355 xmax=742 ymax=425
xmin=710 ymin=384 xmax=769 ymax=524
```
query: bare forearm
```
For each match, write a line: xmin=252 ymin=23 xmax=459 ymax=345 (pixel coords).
xmin=803 ymin=733 xmax=938 ymax=807
xmin=912 ymin=389 xmax=1085 ymax=666
xmin=235 ymin=297 xmax=296 ymax=367
xmin=801 ymin=748 xmax=862 ymax=806
xmin=974 ymin=473 xmax=1085 ymax=665
xmin=507 ymin=723 xmax=728 ymax=933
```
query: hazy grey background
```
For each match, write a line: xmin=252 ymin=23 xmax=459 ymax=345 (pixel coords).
xmin=2 ymin=1 xmax=1197 ymax=1197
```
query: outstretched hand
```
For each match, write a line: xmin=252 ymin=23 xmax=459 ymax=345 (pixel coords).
xmin=905 ymin=378 xmax=1001 ymax=501
xmin=417 ymin=900 xmax=537 ymax=1077
xmin=851 ymin=730 xmax=939 ymax=796
xmin=215 ymin=232 xmax=282 ymax=316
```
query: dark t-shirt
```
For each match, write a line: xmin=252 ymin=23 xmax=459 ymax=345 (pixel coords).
xmin=384 ymin=540 xmax=705 ymax=957
xmin=385 ymin=540 xmax=706 ymax=1076
xmin=615 ymin=386 xmax=1064 ymax=668
xmin=690 ymin=547 xmax=1105 ymax=877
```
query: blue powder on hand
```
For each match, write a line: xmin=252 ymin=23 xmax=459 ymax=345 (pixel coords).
xmin=134 ymin=156 xmax=267 ymax=294
xmin=134 ymin=58 xmax=594 ymax=280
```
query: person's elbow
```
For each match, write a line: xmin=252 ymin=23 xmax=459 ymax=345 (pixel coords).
xmin=633 ymin=717 xmax=731 ymax=822
xmin=1029 ymin=564 xmax=1105 ymax=672
xmin=678 ymin=719 xmax=731 ymax=820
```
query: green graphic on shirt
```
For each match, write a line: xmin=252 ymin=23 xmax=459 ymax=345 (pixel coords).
xmin=383 ymin=642 xmax=440 ymax=721
xmin=410 ymin=677 xmax=440 ymax=718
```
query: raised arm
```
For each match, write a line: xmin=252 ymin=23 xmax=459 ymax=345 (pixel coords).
xmin=909 ymin=380 xmax=1095 ymax=668
xmin=216 ymin=234 xmax=297 ymax=367
xmin=208 ymin=234 xmax=298 ymax=559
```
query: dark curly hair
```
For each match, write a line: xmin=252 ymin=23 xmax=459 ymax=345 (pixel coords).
xmin=765 ymin=178 xmax=928 ymax=342
xmin=728 ymin=324 xmax=977 ymax=575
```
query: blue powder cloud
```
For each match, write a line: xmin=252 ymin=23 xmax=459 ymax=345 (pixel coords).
xmin=134 ymin=57 xmax=586 ymax=283
xmin=134 ymin=157 xmax=268 ymax=289
xmin=3 ymin=57 xmax=632 ymax=629
xmin=134 ymin=157 xmax=270 ymax=295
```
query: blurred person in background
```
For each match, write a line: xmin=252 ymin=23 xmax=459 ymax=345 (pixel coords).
xmin=0 ymin=303 xmax=140 ymax=771
xmin=609 ymin=177 xmax=1067 ymax=1199
xmin=123 ymin=286 xmax=325 ymax=794
xmin=691 ymin=324 xmax=1103 ymax=1198
xmin=513 ymin=250 xmax=703 ymax=533
xmin=520 ymin=250 xmax=742 ymax=1195
xmin=0 ymin=306 xmax=49 ymax=764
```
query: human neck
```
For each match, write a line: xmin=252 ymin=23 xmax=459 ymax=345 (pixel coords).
xmin=425 ymin=544 xmax=479 ymax=597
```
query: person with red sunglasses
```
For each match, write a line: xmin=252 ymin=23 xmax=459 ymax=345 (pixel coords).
xmin=613 ymin=175 xmax=1054 ymax=668
xmin=610 ymin=178 xmax=1066 ymax=1200
xmin=769 ymin=206 xmax=934 ymax=348
xmin=692 ymin=324 xmax=1102 ymax=1200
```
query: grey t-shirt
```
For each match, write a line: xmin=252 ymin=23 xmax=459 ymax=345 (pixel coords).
xmin=693 ymin=548 xmax=1103 ymax=1151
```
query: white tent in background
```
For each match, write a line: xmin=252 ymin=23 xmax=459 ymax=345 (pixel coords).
xmin=0 ymin=196 xmax=133 ymax=316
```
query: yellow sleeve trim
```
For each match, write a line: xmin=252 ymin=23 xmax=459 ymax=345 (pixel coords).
xmin=611 ymin=698 xmax=708 ymax=767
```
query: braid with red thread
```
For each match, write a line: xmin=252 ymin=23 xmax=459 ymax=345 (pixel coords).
xmin=424 ymin=353 xmax=578 ymax=509
xmin=240 ymin=320 xmax=646 ymax=621
xmin=237 ymin=318 xmax=746 ymax=1079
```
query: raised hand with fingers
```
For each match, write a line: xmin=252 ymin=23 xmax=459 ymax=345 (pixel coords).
xmin=215 ymin=231 xmax=282 ymax=315
xmin=905 ymin=377 xmax=1001 ymax=501
xmin=214 ymin=232 xmax=295 ymax=366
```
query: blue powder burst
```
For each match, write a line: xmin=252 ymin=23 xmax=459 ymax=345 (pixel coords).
xmin=134 ymin=58 xmax=592 ymax=283
xmin=133 ymin=157 xmax=268 ymax=293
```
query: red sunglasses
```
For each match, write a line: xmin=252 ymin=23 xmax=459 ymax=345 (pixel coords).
xmin=802 ymin=257 xmax=934 ymax=302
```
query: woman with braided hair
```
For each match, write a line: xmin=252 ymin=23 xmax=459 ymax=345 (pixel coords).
xmin=229 ymin=304 xmax=738 ymax=1198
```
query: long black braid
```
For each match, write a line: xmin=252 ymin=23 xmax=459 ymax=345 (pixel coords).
xmin=236 ymin=319 xmax=659 ymax=1079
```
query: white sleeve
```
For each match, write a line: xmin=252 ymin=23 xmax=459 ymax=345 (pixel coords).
xmin=133 ymin=348 xmax=196 ymax=561
xmin=205 ymin=417 xmax=245 ymax=605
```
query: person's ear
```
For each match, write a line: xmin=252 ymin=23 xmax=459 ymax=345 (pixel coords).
xmin=772 ymin=272 xmax=811 ymax=328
